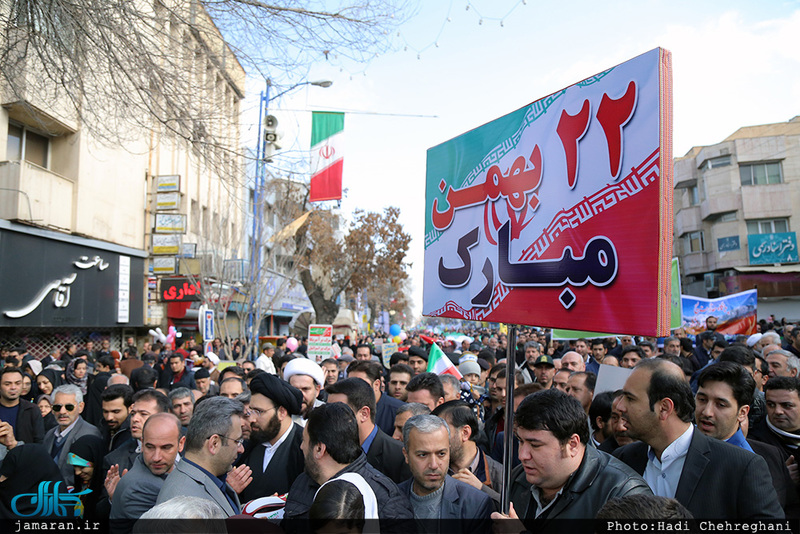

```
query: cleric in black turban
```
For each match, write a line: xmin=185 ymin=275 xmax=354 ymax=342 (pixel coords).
xmin=248 ymin=372 xmax=303 ymax=415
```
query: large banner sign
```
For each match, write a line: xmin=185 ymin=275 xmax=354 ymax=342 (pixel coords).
xmin=423 ymin=48 xmax=673 ymax=335
xmin=682 ymin=289 xmax=757 ymax=336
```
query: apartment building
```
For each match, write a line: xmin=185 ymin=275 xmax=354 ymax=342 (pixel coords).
xmin=673 ymin=116 xmax=800 ymax=320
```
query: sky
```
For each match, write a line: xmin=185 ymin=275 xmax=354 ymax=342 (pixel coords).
xmin=240 ymin=0 xmax=800 ymax=322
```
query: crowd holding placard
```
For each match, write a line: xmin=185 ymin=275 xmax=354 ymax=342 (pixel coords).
xmin=1 ymin=318 xmax=799 ymax=532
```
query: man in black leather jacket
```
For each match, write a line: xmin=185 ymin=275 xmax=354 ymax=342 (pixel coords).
xmin=491 ymin=389 xmax=650 ymax=532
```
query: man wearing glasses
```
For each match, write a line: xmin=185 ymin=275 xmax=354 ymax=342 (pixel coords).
xmin=156 ymin=396 xmax=246 ymax=516
xmin=43 ymin=384 xmax=102 ymax=482
xmin=235 ymin=373 xmax=305 ymax=503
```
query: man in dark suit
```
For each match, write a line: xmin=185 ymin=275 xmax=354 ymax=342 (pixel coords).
xmin=327 ymin=377 xmax=411 ymax=484
xmin=695 ymin=362 xmax=800 ymax=517
xmin=110 ymin=413 xmax=185 ymax=532
xmin=399 ymin=414 xmax=492 ymax=532
xmin=347 ymin=361 xmax=405 ymax=436
xmin=0 ymin=367 xmax=44 ymax=448
xmin=42 ymin=384 xmax=103 ymax=482
xmin=614 ymin=358 xmax=783 ymax=519
xmin=235 ymin=373 xmax=305 ymax=503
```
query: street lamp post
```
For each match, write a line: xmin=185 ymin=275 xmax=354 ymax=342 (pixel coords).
xmin=247 ymin=79 xmax=332 ymax=357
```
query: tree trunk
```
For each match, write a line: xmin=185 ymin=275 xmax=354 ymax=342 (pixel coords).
xmin=298 ymin=267 xmax=339 ymax=325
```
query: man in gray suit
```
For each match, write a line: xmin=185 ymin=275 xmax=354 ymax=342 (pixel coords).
xmin=42 ymin=384 xmax=102 ymax=483
xmin=110 ymin=413 xmax=184 ymax=532
xmin=156 ymin=396 xmax=245 ymax=516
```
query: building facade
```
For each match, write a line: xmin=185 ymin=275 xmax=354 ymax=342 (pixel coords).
xmin=673 ymin=116 xmax=800 ymax=320
xmin=0 ymin=2 xmax=246 ymax=355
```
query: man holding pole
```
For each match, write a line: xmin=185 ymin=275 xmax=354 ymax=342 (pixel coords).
xmin=491 ymin=389 xmax=650 ymax=531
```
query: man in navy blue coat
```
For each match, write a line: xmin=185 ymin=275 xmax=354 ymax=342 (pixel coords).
xmin=399 ymin=414 xmax=493 ymax=533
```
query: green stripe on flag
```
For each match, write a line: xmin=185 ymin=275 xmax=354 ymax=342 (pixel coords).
xmin=311 ymin=112 xmax=344 ymax=147
xmin=671 ymin=257 xmax=683 ymax=329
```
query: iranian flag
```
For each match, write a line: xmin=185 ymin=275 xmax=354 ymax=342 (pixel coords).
xmin=310 ymin=111 xmax=344 ymax=202
xmin=426 ymin=341 xmax=463 ymax=379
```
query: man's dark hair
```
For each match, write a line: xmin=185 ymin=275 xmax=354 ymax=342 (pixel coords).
xmin=713 ymin=339 xmax=729 ymax=351
xmin=141 ymin=352 xmax=157 ymax=365
xmin=572 ymin=371 xmax=596 ymax=392
xmin=355 ymin=343 xmax=372 ymax=355
xmin=131 ymin=388 xmax=171 ymax=413
xmin=478 ymin=349 xmax=496 ymax=366
xmin=489 ymin=363 xmax=506 ymax=377
xmin=755 ymin=356 xmax=769 ymax=378
xmin=764 ymin=376 xmax=800 ymax=396
xmin=639 ymin=340 xmax=656 ymax=354
xmin=697 ymin=362 xmax=755 ymax=409
xmin=131 ymin=367 xmax=159 ymax=391
xmin=432 ymin=401 xmax=479 ymax=442
xmin=514 ymin=382 xmax=544 ymax=399
xmin=102 ymin=384 xmax=134 ymax=407
xmin=389 ymin=352 xmax=409 ymax=366
xmin=389 ymin=363 xmax=413 ymax=378
xmin=515 ymin=389 xmax=590 ymax=445
xmin=589 ymin=390 xmax=616 ymax=432
xmin=621 ymin=345 xmax=645 ymax=359
xmin=168 ymin=353 xmax=184 ymax=363
xmin=679 ymin=337 xmax=694 ymax=353
xmin=309 ymin=479 xmax=366 ymax=531
xmin=96 ymin=355 xmax=116 ymax=370
xmin=306 ymin=403 xmax=362 ymax=465
xmin=326 ymin=377 xmax=377 ymax=423
xmin=719 ymin=344 xmax=756 ymax=371
xmin=320 ymin=358 xmax=338 ymax=368
xmin=0 ymin=366 xmax=24 ymax=379
xmin=636 ymin=359 xmax=695 ymax=422
xmin=347 ymin=361 xmax=382 ymax=382
xmin=174 ymin=337 xmax=185 ymax=349
xmin=597 ymin=495 xmax=693 ymax=520
xmin=405 ymin=372 xmax=445 ymax=402
xmin=591 ymin=338 xmax=605 ymax=349
xmin=218 ymin=366 xmax=245 ymax=383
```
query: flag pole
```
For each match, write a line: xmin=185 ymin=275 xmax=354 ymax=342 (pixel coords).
xmin=500 ymin=324 xmax=517 ymax=514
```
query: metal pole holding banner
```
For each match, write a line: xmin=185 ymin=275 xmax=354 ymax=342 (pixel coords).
xmin=500 ymin=324 xmax=517 ymax=514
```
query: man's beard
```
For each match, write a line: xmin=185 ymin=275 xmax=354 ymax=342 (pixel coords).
xmin=250 ymin=412 xmax=282 ymax=444
xmin=304 ymin=450 xmax=324 ymax=484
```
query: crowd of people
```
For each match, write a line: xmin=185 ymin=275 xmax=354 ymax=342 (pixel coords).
xmin=0 ymin=315 xmax=799 ymax=532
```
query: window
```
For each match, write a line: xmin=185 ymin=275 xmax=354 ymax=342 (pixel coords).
xmin=6 ymin=122 xmax=49 ymax=168
xmin=740 ymin=162 xmax=782 ymax=186
xmin=718 ymin=212 xmax=737 ymax=223
xmin=688 ymin=186 xmax=699 ymax=206
xmin=700 ymin=155 xmax=731 ymax=171
xmin=747 ymin=219 xmax=789 ymax=235
xmin=685 ymin=231 xmax=705 ymax=253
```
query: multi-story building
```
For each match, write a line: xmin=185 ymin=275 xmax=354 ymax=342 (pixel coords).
xmin=0 ymin=2 xmax=246 ymax=355
xmin=673 ymin=116 xmax=800 ymax=320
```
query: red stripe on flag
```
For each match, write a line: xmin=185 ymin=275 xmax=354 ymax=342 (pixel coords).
xmin=310 ymin=159 xmax=343 ymax=202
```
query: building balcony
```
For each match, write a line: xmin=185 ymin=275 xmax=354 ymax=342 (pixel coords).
xmin=674 ymin=206 xmax=702 ymax=237
xmin=0 ymin=160 xmax=74 ymax=231
xmin=700 ymin=191 xmax=740 ymax=221
xmin=682 ymin=251 xmax=711 ymax=276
